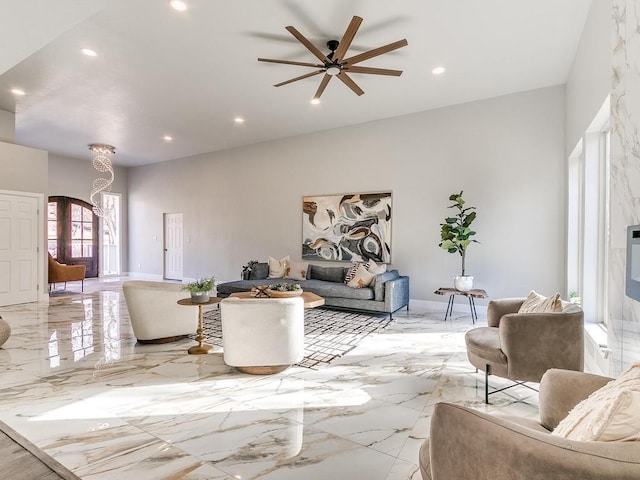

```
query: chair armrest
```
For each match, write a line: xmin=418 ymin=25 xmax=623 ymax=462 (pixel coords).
xmin=429 ymin=402 xmax=640 ymax=480
xmin=539 ymin=369 xmax=613 ymax=430
xmin=486 ymin=298 xmax=525 ymax=327
xmin=499 ymin=310 xmax=584 ymax=382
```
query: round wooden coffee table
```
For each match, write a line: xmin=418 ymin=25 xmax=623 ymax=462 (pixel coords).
xmin=228 ymin=291 xmax=325 ymax=308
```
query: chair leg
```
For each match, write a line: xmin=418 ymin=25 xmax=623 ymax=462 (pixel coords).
xmin=81 ymin=279 xmax=84 ymax=292
xmin=485 ymin=364 xmax=490 ymax=404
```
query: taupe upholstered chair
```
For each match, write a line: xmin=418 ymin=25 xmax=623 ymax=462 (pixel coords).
xmin=419 ymin=369 xmax=640 ymax=480
xmin=465 ymin=297 xmax=584 ymax=403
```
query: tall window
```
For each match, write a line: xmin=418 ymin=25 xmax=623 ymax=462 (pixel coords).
xmin=47 ymin=202 xmax=58 ymax=258
xmin=71 ymin=203 xmax=94 ymax=258
xmin=567 ymin=97 xmax=610 ymax=325
xmin=102 ymin=193 xmax=121 ymax=275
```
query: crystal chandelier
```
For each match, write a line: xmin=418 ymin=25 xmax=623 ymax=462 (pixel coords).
xmin=89 ymin=143 xmax=115 ymax=217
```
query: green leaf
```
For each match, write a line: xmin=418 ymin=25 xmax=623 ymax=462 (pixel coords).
xmin=445 ymin=217 xmax=457 ymax=224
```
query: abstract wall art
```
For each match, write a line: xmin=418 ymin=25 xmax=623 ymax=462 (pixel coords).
xmin=302 ymin=192 xmax=392 ymax=262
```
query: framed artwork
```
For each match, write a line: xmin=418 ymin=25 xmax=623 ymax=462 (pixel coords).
xmin=302 ymin=192 xmax=392 ymax=262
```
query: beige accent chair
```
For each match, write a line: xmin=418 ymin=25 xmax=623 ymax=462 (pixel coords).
xmin=220 ymin=296 xmax=305 ymax=374
xmin=465 ymin=297 xmax=584 ymax=403
xmin=419 ymin=369 xmax=640 ymax=479
xmin=123 ymin=280 xmax=198 ymax=343
xmin=48 ymin=252 xmax=86 ymax=292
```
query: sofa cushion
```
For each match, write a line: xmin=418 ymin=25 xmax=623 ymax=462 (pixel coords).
xmin=268 ymin=256 xmax=289 ymax=278
xmin=464 ymin=327 xmax=507 ymax=365
xmin=347 ymin=263 xmax=375 ymax=288
xmin=302 ymin=279 xmax=374 ymax=300
xmin=286 ymin=261 xmax=309 ymax=281
xmin=518 ymin=290 xmax=562 ymax=313
xmin=373 ymin=270 xmax=399 ymax=301
xmin=309 ymin=265 xmax=347 ymax=283
xmin=552 ymin=363 xmax=640 ymax=441
xmin=249 ymin=262 xmax=269 ymax=280
xmin=366 ymin=259 xmax=387 ymax=275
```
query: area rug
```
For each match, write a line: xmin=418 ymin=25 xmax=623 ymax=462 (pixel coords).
xmin=195 ymin=308 xmax=393 ymax=369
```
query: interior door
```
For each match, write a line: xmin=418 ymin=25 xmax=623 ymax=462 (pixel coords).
xmin=164 ymin=213 xmax=183 ymax=280
xmin=48 ymin=197 xmax=99 ymax=277
xmin=0 ymin=193 xmax=39 ymax=306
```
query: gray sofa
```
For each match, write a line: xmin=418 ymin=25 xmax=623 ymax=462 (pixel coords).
xmin=217 ymin=263 xmax=410 ymax=318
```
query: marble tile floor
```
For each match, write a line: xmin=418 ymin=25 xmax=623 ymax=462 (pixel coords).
xmin=0 ymin=278 xmax=540 ymax=480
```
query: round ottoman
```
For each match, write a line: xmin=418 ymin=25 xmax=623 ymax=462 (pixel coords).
xmin=0 ymin=316 xmax=10 ymax=347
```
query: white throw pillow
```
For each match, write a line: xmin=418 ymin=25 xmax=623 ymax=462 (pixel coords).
xmin=268 ymin=256 xmax=290 ymax=279
xmin=347 ymin=263 xmax=375 ymax=288
xmin=518 ymin=290 xmax=562 ymax=313
xmin=366 ymin=259 xmax=387 ymax=275
xmin=285 ymin=261 xmax=308 ymax=281
xmin=552 ymin=363 xmax=640 ymax=441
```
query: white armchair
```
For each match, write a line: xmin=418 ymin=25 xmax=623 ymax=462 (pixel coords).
xmin=123 ymin=281 xmax=198 ymax=343
xmin=220 ymin=297 xmax=305 ymax=374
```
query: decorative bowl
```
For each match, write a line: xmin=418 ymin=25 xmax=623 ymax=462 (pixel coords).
xmin=266 ymin=289 xmax=303 ymax=298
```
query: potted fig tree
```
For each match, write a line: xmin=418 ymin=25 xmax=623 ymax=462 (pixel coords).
xmin=439 ymin=191 xmax=479 ymax=291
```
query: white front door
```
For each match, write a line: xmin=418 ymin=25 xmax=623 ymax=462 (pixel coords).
xmin=0 ymin=193 xmax=39 ymax=306
xmin=164 ymin=213 xmax=183 ymax=281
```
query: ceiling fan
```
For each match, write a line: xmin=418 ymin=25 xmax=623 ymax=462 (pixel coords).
xmin=258 ymin=16 xmax=408 ymax=100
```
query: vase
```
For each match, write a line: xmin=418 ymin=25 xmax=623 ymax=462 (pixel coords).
xmin=191 ymin=291 xmax=210 ymax=303
xmin=454 ymin=275 xmax=474 ymax=292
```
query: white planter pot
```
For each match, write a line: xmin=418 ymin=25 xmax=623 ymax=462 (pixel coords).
xmin=454 ymin=275 xmax=474 ymax=292
xmin=191 ymin=291 xmax=211 ymax=303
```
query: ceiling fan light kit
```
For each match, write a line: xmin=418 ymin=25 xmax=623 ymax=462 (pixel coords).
xmin=258 ymin=16 xmax=407 ymax=100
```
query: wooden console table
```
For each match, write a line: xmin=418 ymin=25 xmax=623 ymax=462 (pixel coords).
xmin=434 ymin=287 xmax=487 ymax=324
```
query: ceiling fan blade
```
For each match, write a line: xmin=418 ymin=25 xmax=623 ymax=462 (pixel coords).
xmin=337 ymin=72 xmax=364 ymax=96
xmin=285 ymin=26 xmax=331 ymax=63
xmin=258 ymin=58 xmax=324 ymax=68
xmin=343 ymin=39 xmax=408 ymax=65
xmin=343 ymin=66 xmax=403 ymax=76
xmin=274 ymin=70 xmax=324 ymax=87
xmin=333 ymin=16 xmax=363 ymax=63
xmin=313 ymin=74 xmax=332 ymax=100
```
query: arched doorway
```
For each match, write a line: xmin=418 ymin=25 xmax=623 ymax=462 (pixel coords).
xmin=47 ymin=196 xmax=99 ymax=278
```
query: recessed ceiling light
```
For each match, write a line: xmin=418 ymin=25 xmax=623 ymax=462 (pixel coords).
xmin=310 ymin=98 xmax=321 ymax=105
xmin=234 ymin=117 xmax=245 ymax=124
xmin=432 ymin=66 xmax=446 ymax=75
xmin=10 ymin=88 xmax=25 ymax=96
xmin=81 ymin=48 xmax=97 ymax=57
xmin=169 ymin=0 xmax=187 ymax=11
xmin=163 ymin=135 xmax=173 ymax=142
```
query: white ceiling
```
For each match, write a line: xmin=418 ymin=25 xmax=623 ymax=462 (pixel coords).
xmin=0 ymin=0 xmax=592 ymax=167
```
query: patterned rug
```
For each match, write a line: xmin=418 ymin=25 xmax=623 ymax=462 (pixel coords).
xmin=195 ymin=308 xmax=393 ymax=369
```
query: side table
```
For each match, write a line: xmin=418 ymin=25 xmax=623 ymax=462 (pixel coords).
xmin=177 ymin=297 xmax=222 ymax=354
xmin=434 ymin=288 xmax=488 ymax=324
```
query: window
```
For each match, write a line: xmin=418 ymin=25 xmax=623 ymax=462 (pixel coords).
xmin=47 ymin=201 xmax=58 ymax=258
xmin=71 ymin=203 xmax=94 ymax=258
xmin=567 ymin=96 xmax=610 ymax=325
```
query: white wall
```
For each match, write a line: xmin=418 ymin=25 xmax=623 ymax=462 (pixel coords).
xmin=565 ymin=0 xmax=612 ymax=154
xmin=0 ymin=141 xmax=48 ymax=299
xmin=128 ymin=85 xmax=566 ymax=304
xmin=0 ymin=110 xmax=15 ymax=144
xmin=48 ymin=154 xmax=129 ymax=274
